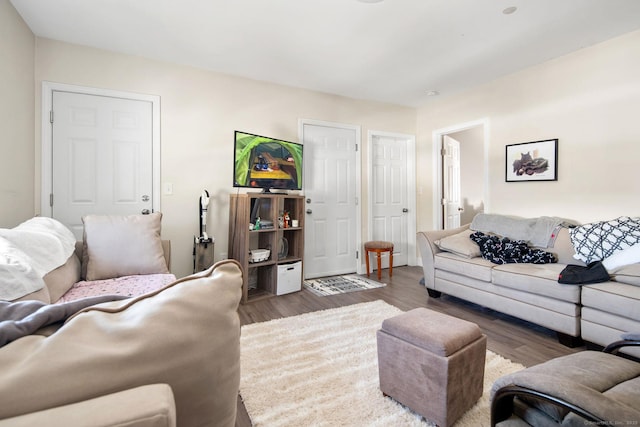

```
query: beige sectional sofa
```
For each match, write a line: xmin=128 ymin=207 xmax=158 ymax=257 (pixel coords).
xmin=418 ymin=215 xmax=640 ymax=353
xmin=1 ymin=215 xmax=244 ymax=426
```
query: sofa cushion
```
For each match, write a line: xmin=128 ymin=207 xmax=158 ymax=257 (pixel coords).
xmin=434 ymin=229 xmax=481 ymax=258
xmin=436 ymin=270 xmax=581 ymax=316
xmin=8 ymin=287 xmax=50 ymax=304
xmin=434 ymin=252 xmax=494 ymax=282
xmin=582 ymin=282 xmax=640 ymax=319
xmin=0 ymin=384 xmax=176 ymax=427
xmin=611 ymin=263 xmax=640 ymax=286
xmin=83 ymin=213 xmax=169 ymax=281
xmin=581 ymin=309 xmax=640 ymax=358
xmin=43 ymin=254 xmax=82 ymax=303
xmin=0 ymin=260 xmax=242 ymax=427
xmin=581 ymin=308 xmax=640 ymax=337
xmin=55 ymin=273 xmax=176 ymax=303
xmin=492 ymin=263 xmax=581 ymax=303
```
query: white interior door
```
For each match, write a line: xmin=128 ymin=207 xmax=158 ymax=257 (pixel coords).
xmin=302 ymin=122 xmax=359 ymax=279
xmin=442 ymin=135 xmax=461 ymax=229
xmin=370 ymin=134 xmax=409 ymax=269
xmin=50 ymin=90 xmax=154 ymax=238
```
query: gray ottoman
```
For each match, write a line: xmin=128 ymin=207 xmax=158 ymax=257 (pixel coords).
xmin=377 ymin=308 xmax=487 ymax=427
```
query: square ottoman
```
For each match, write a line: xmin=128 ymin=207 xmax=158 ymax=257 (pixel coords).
xmin=377 ymin=308 xmax=487 ymax=427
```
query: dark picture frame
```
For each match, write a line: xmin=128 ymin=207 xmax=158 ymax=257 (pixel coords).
xmin=505 ymin=139 xmax=558 ymax=182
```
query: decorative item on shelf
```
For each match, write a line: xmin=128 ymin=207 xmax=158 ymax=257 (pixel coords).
xmin=278 ymin=237 xmax=289 ymax=260
xmin=249 ymin=248 xmax=270 ymax=263
xmin=291 ymin=219 xmax=299 ymax=227
xmin=284 ymin=211 xmax=290 ymax=228
xmin=254 ymin=216 xmax=261 ymax=230
xmin=259 ymin=219 xmax=274 ymax=229
xmin=278 ymin=213 xmax=284 ymax=228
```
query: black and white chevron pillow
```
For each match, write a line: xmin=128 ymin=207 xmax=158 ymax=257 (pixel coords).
xmin=570 ymin=216 xmax=640 ymax=263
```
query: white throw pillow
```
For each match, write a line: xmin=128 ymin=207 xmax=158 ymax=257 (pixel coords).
xmin=83 ymin=213 xmax=169 ymax=281
xmin=602 ymin=243 xmax=640 ymax=272
xmin=435 ymin=229 xmax=481 ymax=258
xmin=0 ymin=237 xmax=45 ymax=301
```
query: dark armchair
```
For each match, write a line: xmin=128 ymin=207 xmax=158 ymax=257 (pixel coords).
xmin=490 ymin=336 xmax=640 ymax=426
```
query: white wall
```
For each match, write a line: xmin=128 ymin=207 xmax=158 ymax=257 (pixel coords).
xmin=417 ymin=29 xmax=640 ymax=233
xmin=34 ymin=38 xmax=416 ymax=278
xmin=0 ymin=0 xmax=34 ymax=227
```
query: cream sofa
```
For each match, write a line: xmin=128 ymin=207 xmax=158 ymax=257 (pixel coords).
xmin=0 ymin=260 xmax=243 ymax=426
xmin=417 ymin=215 xmax=640 ymax=351
xmin=1 ymin=215 xmax=243 ymax=426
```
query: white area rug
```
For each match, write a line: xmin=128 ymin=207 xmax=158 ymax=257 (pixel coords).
xmin=303 ymin=274 xmax=386 ymax=296
xmin=240 ymin=300 xmax=525 ymax=426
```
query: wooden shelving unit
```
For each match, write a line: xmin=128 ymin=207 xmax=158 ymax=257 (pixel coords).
xmin=228 ymin=193 xmax=304 ymax=304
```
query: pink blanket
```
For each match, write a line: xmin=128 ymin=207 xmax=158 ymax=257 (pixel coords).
xmin=55 ymin=274 xmax=177 ymax=304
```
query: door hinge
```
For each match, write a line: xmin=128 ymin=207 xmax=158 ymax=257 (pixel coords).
xmin=355 ymin=143 xmax=358 ymax=152
xmin=49 ymin=193 xmax=54 ymax=207
xmin=49 ymin=111 xmax=54 ymax=124
xmin=356 ymin=250 xmax=359 ymax=259
xmin=441 ymin=147 xmax=446 ymax=156
xmin=355 ymin=197 xmax=359 ymax=206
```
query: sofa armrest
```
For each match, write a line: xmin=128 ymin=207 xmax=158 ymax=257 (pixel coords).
xmin=161 ymin=240 xmax=171 ymax=270
xmin=604 ymin=336 xmax=640 ymax=354
xmin=417 ymin=224 xmax=470 ymax=289
xmin=0 ymin=384 xmax=176 ymax=427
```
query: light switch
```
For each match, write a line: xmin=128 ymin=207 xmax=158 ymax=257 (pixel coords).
xmin=163 ymin=183 xmax=173 ymax=195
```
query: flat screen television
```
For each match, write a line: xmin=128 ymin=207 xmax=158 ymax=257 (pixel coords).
xmin=233 ymin=131 xmax=303 ymax=192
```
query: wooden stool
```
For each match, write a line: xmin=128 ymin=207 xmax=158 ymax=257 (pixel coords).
xmin=364 ymin=241 xmax=394 ymax=280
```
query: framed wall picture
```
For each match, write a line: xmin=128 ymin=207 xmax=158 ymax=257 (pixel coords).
xmin=505 ymin=139 xmax=558 ymax=182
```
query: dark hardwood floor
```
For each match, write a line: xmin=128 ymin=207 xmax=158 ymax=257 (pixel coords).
xmin=235 ymin=266 xmax=584 ymax=427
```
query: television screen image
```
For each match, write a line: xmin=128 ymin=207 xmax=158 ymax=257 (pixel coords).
xmin=233 ymin=131 xmax=303 ymax=191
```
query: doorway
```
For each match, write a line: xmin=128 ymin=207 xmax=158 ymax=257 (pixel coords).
xmin=367 ymin=131 xmax=417 ymax=271
xmin=300 ymin=119 xmax=362 ymax=279
xmin=433 ymin=119 xmax=489 ymax=230
xmin=41 ymin=82 xmax=161 ymax=239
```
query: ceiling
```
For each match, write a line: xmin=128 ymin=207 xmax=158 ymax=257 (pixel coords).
xmin=11 ymin=0 xmax=640 ymax=107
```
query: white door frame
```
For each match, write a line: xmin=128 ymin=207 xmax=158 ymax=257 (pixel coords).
xmin=41 ymin=82 xmax=161 ymax=217
xmin=367 ymin=130 xmax=417 ymax=267
xmin=298 ymin=118 xmax=363 ymax=274
xmin=432 ymin=118 xmax=490 ymax=230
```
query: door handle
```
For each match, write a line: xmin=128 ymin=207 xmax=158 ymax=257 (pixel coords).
xmin=306 ymin=209 xmax=312 ymax=214
xmin=402 ymin=208 xmax=409 ymax=213
xmin=141 ymin=209 xmax=150 ymax=215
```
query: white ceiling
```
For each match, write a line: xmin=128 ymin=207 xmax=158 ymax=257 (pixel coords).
xmin=11 ymin=0 xmax=640 ymax=107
